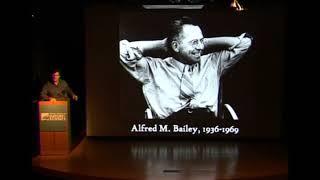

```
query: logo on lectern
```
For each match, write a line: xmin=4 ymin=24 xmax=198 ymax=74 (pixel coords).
xmin=41 ymin=113 xmax=67 ymax=121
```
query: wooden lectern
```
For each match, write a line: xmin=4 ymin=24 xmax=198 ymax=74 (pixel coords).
xmin=38 ymin=100 xmax=72 ymax=155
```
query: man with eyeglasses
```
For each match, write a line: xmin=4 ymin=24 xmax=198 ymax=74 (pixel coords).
xmin=120 ymin=16 xmax=252 ymax=120
xmin=40 ymin=69 xmax=78 ymax=102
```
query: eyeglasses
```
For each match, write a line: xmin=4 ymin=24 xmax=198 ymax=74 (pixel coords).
xmin=190 ymin=39 xmax=204 ymax=48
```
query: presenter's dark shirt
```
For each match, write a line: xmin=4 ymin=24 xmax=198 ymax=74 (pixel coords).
xmin=40 ymin=80 xmax=75 ymax=100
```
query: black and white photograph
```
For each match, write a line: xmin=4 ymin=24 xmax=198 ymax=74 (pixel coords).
xmin=120 ymin=16 xmax=252 ymax=121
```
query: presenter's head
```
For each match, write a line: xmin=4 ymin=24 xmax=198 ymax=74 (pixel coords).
xmin=50 ymin=69 xmax=61 ymax=84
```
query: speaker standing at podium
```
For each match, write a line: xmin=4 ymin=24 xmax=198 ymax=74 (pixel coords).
xmin=37 ymin=68 xmax=80 ymax=155
xmin=40 ymin=69 xmax=78 ymax=101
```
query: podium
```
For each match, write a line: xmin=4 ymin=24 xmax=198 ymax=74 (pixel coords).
xmin=38 ymin=100 xmax=73 ymax=155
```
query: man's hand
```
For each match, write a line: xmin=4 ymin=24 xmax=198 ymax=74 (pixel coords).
xmin=162 ymin=38 xmax=168 ymax=52
xmin=72 ymin=95 xmax=79 ymax=101
xmin=244 ymin=33 xmax=254 ymax=41
xmin=239 ymin=33 xmax=246 ymax=39
xmin=120 ymin=40 xmax=142 ymax=60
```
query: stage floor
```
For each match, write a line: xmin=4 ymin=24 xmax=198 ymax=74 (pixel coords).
xmin=32 ymin=138 xmax=288 ymax=179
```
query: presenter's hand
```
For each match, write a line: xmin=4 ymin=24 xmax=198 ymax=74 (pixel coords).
xmin=72 ymin=95 xmax=78 ymax=101
xmin=49 ymin=98 xmax=56 ymax=102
